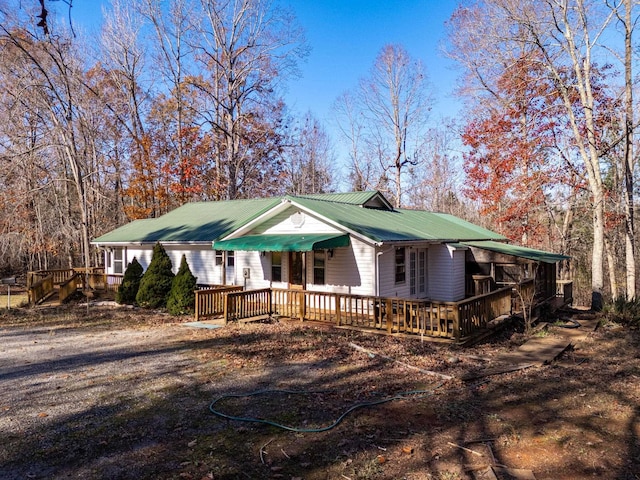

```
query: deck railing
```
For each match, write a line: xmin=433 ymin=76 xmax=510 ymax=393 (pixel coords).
xmin=27 ymin=270 xmax=122 ymax=305
xmin=194 ymin=285 xmax=244 ymax=321
xmin=267 ymin=287 xmax=514 ymax=340
xmin=453 ymin=286 xmax=513 ymax=338
xmin=224 ymin=288 xmax=271 ymax=323
xmin=59 ymin=273 xmax=83 ymax=303
xmin=557 ymin=280 xmax=573 ymax=305
xmin=28 ymin=275 xmax=54 ymax=305
xmin=203 ymin=286 xmax=516 ymax=340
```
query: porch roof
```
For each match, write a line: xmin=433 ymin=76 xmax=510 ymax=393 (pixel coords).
xmin=463 ymin=240 xmax=570 ymax=264
xmin=213 ymin=233 xmax=350 ymax=252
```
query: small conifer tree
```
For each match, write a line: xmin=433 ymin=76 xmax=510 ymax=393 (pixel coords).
xmin=116 ymin=257 xmax=143 ymax=305
xmin=136 ymin=242 xmax=175 ymax=308
xmin=167 ymin=255 xmax=198 ymax=315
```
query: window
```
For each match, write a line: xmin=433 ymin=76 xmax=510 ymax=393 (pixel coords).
xmin=313 ymin=250 xmax=325 ymax=285
xmin=409 ymin=251 xmax=417 ymax=295
xmin=271 ymin=252 xmax=282 ymax=282
xmin=113 ymin=247 xmax=124 ymax=274
xmin=227 ymin=251 xmax=234 ymax=267
xmin=395 ymin=247 xmax=406 ymax=284
xmin=215 ymin=250 xmax=223 ymax=266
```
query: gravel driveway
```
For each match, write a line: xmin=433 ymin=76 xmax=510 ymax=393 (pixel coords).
xmin=0 ymin=319 xmax=223 ymax=479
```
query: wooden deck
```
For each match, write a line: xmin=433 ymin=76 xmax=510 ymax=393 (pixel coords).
xmin=27 ymin=269 xmax=122 ymax=306
xmin=27 ymin=268 xmax=572 ymax=342
xmin=195 ymin=286 xmax=524 ymax=341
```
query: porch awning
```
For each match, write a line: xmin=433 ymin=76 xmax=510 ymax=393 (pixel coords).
xmin=213 ymin=233 xmax=350 ymax=252
xmin=463 ymin=240 xmax=570 ymax=264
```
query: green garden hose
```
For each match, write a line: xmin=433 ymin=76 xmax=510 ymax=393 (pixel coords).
xmin=209 ymin=384 xmax=445 ymax=433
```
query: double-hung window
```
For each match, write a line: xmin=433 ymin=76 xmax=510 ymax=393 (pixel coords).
xmin=395 ymin=247 xmax=406 ymax=284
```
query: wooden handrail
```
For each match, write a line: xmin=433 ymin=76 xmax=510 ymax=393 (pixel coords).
xmin=28 ymin=275 xmax=54 ymax=305
xmin=59 ymin=273 xmax=83 ymax=303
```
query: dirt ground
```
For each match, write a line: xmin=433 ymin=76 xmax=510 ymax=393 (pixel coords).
xmin=0 ymin=303 xmax=639 ymax=480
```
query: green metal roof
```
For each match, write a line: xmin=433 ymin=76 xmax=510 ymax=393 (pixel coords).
xmin=464 ymin=240 xmax=570 ymax=264
xmin=289 ymin=197 xmax=507 ymax=243
xmin=293 ymin=191 xmax=392 ymax=208
xmin=213 ymin=233 xmax=350 ymax=252
xmin=92 ymin=191 xmax=509 ymax=246
xmin=92 ymin=198 xmax=279 ymax=244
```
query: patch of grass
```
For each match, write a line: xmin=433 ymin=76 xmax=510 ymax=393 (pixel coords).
xmin=532 ymin=329 xmax=550 ymax=338
xmin=0 ymin=293 xmax=29 ymax=309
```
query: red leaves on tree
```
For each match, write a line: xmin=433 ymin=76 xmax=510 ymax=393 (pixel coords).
xmin=462 ymin=54 xmax=559 ymax=245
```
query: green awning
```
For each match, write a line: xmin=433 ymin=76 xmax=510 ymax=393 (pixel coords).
xmin=463 ymin=240 xmax=570 ymax=264
xmin=213 ymin=233 xmax=350 ymax=252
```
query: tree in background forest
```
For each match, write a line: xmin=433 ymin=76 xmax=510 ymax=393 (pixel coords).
xmin=447 ymin=0 xmax=638 ymax=308
xmin=0 ymin=0 xmax=308 ymax=275
xmin=190 ymin=0 xmax=308 ymax=201
xmin=283 ymin=112 xmax=336 ymax=195
xmin=334 ymin=44 xmax=432 ymax=207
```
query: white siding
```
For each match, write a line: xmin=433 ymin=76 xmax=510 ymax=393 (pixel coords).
xmin=451 ymin=249 xmax=466 ymax=301
xmin=108 ymin=245 xmax=224 ymax=286
xmin=308 ymin=237 xmax=374 ymax=295
xmin=126 ymin=247 xmax=152 ymax=272
xmin=235 ymin=251 xmax=272 ymax=289
xmin=428 ymin=244 xmax=466 ymax=302
xmin=377 ymin=246 xmax=412 ymax=298
xmin=253 ymin=208 xmax=340 ymax=235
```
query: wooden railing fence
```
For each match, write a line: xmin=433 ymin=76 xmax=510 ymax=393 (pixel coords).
xmin=267 ymin=288 xmax=514 ymax=340
xmin=224 ymin=288 xmax=271 ymax=323
xmin=27 ymin=275 xmax=54 ymax=305
xmin=194 ymin=286 xmax=243 ymax=321
xmin=28 ymin=266 xmax=568 ymax=341
xmin=59 ymin=273 xmax=83 ymax=303
xmin=27 ymin=269 xmax=120 ymax=306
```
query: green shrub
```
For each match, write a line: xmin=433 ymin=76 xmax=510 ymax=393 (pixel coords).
xmin=116 ymin=257 xmax=143 ymax=305
xmin=167 ymin=255 xmax=198 ymax=315
xmin=136 ymin=242 xmax=175 ymax=308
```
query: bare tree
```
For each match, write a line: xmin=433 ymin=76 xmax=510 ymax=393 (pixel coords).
xmin=191 ymin=0 xmax=307 ymax=200
xmin=283 ymin=111 xmax=336 ymax=195
xmin=334 ymin=44 xmax=431 ymax=207
xmin=608 ymin=0 xmax=637 ymax=300
xmin=406 ymin=120 xmax=465 ymax=215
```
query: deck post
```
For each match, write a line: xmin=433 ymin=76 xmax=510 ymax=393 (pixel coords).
xmin=334 ymin=294 xmax=341 ymax=326
xmin=453 ymin=306 xmax=461 ymax=340
xmin=223 ymin=293 xmax=229 ymax=325
xmin=385 ymin=299 xmax=393 ymax=333
xmin=298 ymin=291 xmax=305 ymax=320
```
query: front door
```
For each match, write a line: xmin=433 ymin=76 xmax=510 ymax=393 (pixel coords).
xmin=289 ymin=251 xmax=304 ymax=288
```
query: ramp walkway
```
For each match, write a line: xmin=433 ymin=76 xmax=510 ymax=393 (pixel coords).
xmin=463 ymin=312 xmax=599 ymax=380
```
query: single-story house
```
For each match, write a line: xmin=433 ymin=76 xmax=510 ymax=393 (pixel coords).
xmin=92 ymin=191 xmax=569 ymax=303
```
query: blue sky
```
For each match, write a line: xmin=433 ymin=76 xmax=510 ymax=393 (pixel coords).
xmin=281 ymin=1 xmax=462 ymax=123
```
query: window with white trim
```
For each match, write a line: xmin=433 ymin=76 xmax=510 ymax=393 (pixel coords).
xmin=272 ymin=252 xmax=282 ymax=282
xmin=113 ymin=247 xmax=125 ymax=274
xmin=313 ymin=250 xmax=326 ymax=285
xmin=395 ymin=247 xmax=406 ymax=284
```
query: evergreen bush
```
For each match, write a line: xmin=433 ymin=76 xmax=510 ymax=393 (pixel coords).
xmin=167 ymin=255 xmax=197 ymax=315
xmin=136 ymin=242 xmax=174 ymax=308
xmin=115 ymin=257 xmax=143 ymax=305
